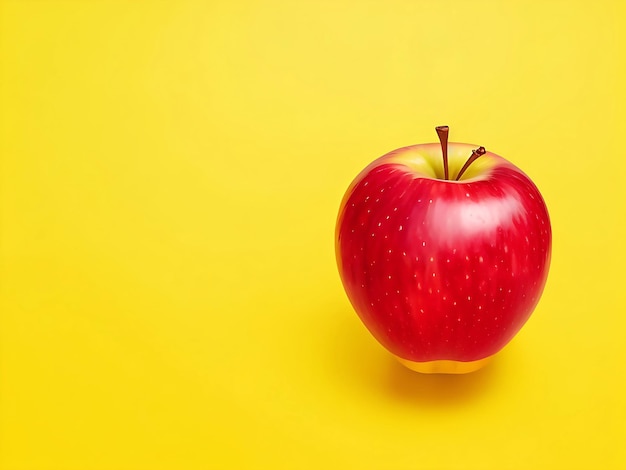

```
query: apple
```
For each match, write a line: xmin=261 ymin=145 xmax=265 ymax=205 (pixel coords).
xmin=335 ymin=126 xmax=551 ymax=374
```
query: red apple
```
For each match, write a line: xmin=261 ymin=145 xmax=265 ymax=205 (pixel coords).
xmin=335 ymin=126 xmax=551 ymax=373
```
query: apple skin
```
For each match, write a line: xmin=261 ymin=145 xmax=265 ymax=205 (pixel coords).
xmin=335 ymin=142 xmax=551 ymax=367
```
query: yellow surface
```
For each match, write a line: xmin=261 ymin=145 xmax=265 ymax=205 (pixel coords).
xmin=1 ymin=1 xmax=625 ymax=468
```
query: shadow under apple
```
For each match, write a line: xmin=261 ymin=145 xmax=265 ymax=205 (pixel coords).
xmin=383 ymin=353 xmax=501 ymax=408
xmin=326 ymin=300 xmax=509 ymax=408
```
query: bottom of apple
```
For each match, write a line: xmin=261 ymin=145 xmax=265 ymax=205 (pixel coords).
xmin=394 ymin=355 xmax=493 ymax=374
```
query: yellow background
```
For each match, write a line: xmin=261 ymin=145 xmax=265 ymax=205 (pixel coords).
xmin=1 ymin=1 xmax=625 ymax=468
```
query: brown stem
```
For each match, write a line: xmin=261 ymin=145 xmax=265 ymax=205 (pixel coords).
xmin=435 ymin=126 xmax=450 ymax=180
xmin=455 ymin=147 xmax=486 ymax=181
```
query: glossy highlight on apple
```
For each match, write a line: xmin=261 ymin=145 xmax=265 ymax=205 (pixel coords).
xmin=335 ymin=126 xmax=552 ymax=374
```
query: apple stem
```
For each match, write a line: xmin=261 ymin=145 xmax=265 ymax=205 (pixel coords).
xmin=455 ymin=147 xmax=486 ymax=181
xmin=435 ymin=126 xmax=450 ymax=180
